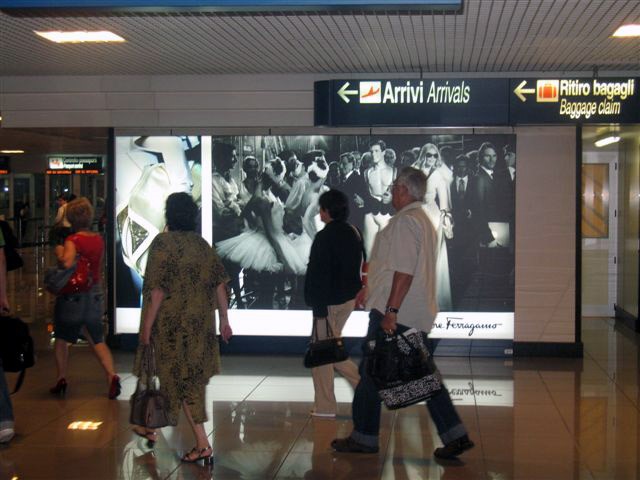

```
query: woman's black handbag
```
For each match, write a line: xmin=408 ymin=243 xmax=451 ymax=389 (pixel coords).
xmin=366 ymin=326 xmax=442 ymax=410
xmin=0 ymin=314 xmax=35 ymax=394
xmin=130 ymin=344 xmax=170 ymax=429
xmin=303 ymin=317 xmax=348 ymax=368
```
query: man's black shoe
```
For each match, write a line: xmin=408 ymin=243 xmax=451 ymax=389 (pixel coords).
xmin=331 ymin=437 xmax=379 ymax=454
xmin=433 ymin=435 xmax=475 ymax=459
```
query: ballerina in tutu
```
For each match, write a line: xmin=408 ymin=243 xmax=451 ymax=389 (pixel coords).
xmin=216 ymin=158 xmax=312 ymax=276
xmin=216 ymin=160 xmax=283 ymax=274
xmin=289 ymin=160 xmax=330 ymax=269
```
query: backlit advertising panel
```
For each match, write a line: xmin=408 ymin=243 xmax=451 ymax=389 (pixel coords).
xmin=115 ymin=133 xmax=515 ymax=341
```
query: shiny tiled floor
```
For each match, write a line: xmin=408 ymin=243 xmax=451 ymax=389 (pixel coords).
xmin=2 ymin=248 xmax=639 ymax=479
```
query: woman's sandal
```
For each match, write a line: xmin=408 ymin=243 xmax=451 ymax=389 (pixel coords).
xmin=181 ymin=446 xmax=214 ymax=465
xmin=132 ymin=428 xmax=157 ymax=448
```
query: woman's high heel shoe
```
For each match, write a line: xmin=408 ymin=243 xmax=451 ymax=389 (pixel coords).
xmin=108 ymin=375 xmax=121 ymax=400
xmin=181 ymin=446 xmax=214 ymax=465
xmin=50 ymin=378 xmax=67 ymax=396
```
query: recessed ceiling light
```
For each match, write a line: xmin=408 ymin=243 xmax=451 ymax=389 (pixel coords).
xmin=34 ymin=31 xmax=125 ymax=44
xmin=0 ymin=150 xmax=24 ymax=154
xmin=612 ymin=24 xmax=640 ymax=37
xmin=594 ymin=136 xmax=620 ymax=148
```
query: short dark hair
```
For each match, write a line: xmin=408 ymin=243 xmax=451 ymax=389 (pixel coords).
xmin=270 ymin=158 xmax=285 ymax=176
xmin=242 ymin=156 xmax=258 ymax=170
xmin=319 ymin=189 xmax=349 ymax=222
xmin=302 ymin=149 xmax=325 ymax=168
xmin=454 ymin=153 xmax=469 ymax=165
xmin=165 ymin=192 xmax=199 ymax=232
xmin=278 ymin=149 xmax=296 ymax=163
xmin=478 ymin=142 xmax=497 ymax=159
xmin=212 ymin=142 xmax=236 ymax=172
xmin=340 ymin=152 xmax=355 ymax=165
xmin=370 ymin=139 xmax=386 ymax=151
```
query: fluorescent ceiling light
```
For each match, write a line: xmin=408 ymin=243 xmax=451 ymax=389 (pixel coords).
xmin=0 ymin=150 xmax=24 ymax=154
xmin=594 ymin=136 xmax=620 ymax=148
xmin=612 ymin=24 xmax=640 ymax=37
xmin=34 ymin=31 xmax=125 ymax=43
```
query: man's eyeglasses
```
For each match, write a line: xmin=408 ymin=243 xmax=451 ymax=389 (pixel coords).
xmin=425 ymin=152 xmax=439 ymax=158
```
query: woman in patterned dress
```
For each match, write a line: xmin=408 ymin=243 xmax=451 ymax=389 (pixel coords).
xmin=132 ymin=192 xmax=232 ymax=465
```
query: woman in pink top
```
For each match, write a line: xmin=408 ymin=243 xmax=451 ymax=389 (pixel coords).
xmin=49 ymin=197 xmax=121 ymax=399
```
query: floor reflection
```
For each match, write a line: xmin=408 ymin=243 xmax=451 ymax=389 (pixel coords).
xmin=0 ymin=249 xmax=639 ymax=479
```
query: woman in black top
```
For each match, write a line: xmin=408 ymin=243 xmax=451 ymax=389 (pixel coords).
xmin=304 ymin=189 xmax=364 ymax=417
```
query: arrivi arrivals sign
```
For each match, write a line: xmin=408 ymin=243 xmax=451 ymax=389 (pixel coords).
xmin=315 ymin=77 xmax=640 ymax=127
xmin=315 ymin=79 xmax=510 ymax=127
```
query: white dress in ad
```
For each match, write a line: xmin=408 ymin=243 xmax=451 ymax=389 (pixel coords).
xmin=421 ymin=167 xmax=453 ymax=311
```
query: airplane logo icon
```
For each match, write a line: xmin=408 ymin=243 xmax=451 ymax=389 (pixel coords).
xmin=362 ymin=86 xmax=380 ymax=98
xmin=360 ymin=81 xmax=382 ymax=103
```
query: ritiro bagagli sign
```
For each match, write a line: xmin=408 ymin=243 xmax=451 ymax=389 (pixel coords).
xmin=509 ymin=78 xmax=637 ymax=123
xmin=315 ymin=77 xmax=639 ymax=126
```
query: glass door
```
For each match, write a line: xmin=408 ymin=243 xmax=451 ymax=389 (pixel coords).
xmin=0 ymin=177 xmax=10 ymax=221
xmin=12 ymin=174 xmax=35 ymax=246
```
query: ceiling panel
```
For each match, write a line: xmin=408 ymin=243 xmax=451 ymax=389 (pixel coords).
xmin=0 ymin=0 xmax=639 ymax=76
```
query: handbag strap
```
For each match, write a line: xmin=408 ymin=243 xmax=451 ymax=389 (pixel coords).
xmin=348 ymin=223 xmax=366 ymax=262
xmin=311 ymin=317 xmax=336 ymax=341
xmin=143 ymin=343 xmax=159 ymax=389
xmin=324 ymin=318 xmax=336 ymax=339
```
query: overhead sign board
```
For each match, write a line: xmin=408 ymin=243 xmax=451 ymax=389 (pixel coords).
xmin=315 ymin=79 xmax=510 ymax=127
xmin=315 ymin=77 xmax=640 ymax=127
xmin=47 ymin=156 xmax=102 ymax=175
xmin=509 ymin=78 xmax=639 ymax=124
xmin=0 ymin=0 xmax=461 ymax=11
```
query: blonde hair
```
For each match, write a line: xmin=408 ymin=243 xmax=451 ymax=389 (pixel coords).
xmin=66 ymin=197 xmax=94 ymax=230
xmin=417 ymin=143 xmax=443 ymax=169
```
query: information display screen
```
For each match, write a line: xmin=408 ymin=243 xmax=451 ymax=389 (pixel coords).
xmin=115 ymin=133 xmax=515 ymax=340
xmin=47 ymin=155 xmax=102 ymax=174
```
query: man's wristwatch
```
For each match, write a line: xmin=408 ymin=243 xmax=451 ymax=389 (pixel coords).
xmin=385 ymin=306 xmax=399 ymax=314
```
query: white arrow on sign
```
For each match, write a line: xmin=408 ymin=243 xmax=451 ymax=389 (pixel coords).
xmin=514 ymin=80 xmax=536 ymax=102
xmin=338 ymin=82 xmax=358 ymax=104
